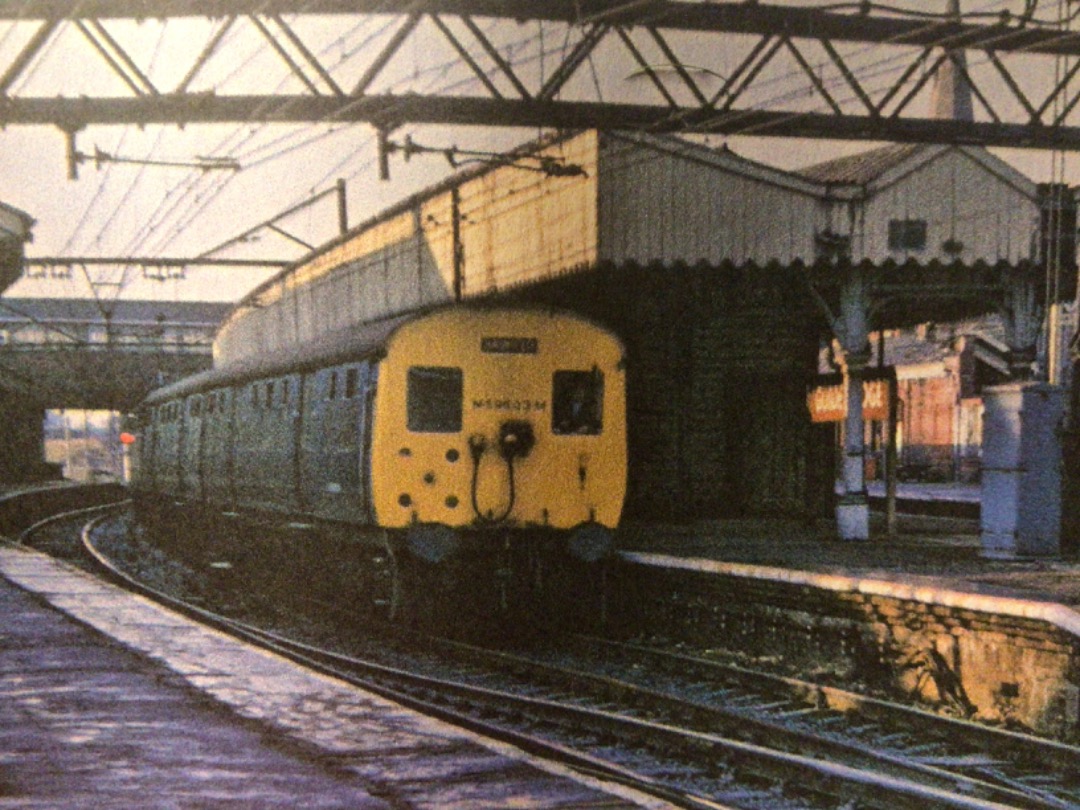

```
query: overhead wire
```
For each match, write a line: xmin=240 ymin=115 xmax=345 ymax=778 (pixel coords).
xmin=145 ymin=15 xmax=557 ymax=251
xmin=198 ymin=0 xmax=1006 ymax=253
xmin=177 ymin=1 xmax=1062 ymax=319
xmin=120 ymin=10 xmax=400 ymax=257
xmin=45 ymin=0 xmax=1067 ymax=280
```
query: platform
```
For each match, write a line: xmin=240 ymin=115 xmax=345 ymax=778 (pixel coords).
xmin=617 ymin=511 xmax=1080 ymax=607
xmin=615 ymin=493 xmax=1080 ymax=736
xmin=0 ymin=542 xmax=654 ymax=809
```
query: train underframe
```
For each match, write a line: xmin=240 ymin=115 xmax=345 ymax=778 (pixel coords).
xmin=133 ymin=493 xmax=613 ymax=635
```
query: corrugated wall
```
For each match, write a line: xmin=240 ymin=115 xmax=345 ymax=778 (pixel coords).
xmin=596 ymin=133 xmax=823 ymax=267
xmin=854 ymin=149 xmax=1038 ymax=265
xmin=214 ymin=205 xmax=457 ymax=363
xmin=458 ymin=132 xmax=599 ymax=292
xmin=215 ymin=134 xmax=600 ymax=366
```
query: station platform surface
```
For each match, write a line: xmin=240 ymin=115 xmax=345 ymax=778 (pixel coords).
xmin=0 ymin=543 xmax=654 ymax=810
xmin=617 ymin=483 xmax=1080 ymax=609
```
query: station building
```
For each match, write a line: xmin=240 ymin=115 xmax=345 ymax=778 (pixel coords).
xmin=216 ymin=120 xmax=1048 ymax=523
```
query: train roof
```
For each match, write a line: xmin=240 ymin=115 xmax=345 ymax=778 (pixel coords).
xmin=142 ymin=309 xmax=414 ymax=406
xmin=141 ymin=303 xmax=619 ymax=407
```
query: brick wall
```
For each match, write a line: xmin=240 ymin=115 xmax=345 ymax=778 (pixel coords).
xmin=616 ymin=560 xmax=1080 ymax=738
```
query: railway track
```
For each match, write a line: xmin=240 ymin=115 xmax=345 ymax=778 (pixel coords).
xmin=18 ymin=505 xmax=1080 ymax=810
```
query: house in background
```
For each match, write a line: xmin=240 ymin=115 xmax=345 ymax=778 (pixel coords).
xmin=802 ymin=40 xmax=1072 ymax=489
xmin=858 ymin=319 xmax=1012 ymax=484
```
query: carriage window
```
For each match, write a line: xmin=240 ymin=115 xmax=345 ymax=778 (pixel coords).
xmin=407 ymin=366 xmax=462 ymax=433
xmin=553 ymin=370 xmax=603 ymax=435
xmin=345 ymin=367 xmax=359 ymax=398
xmin=328 ymin=371 xmax=338 ymax=400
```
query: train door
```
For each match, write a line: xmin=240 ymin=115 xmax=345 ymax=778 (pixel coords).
xmin=354 ymin=361 xmax=376 ymax=522
xmin=202 ymin=389 xmax=232 ymax=506
xmin=232 ymin=381 xmax=262 ymax=510
xmin=299 ymin=370 xmax=327 ymax=516
xmin=180 ymin=395 xmax=204 ymax=501
xmin=299 ymin=364 xmax=370 ymax=524
xmin=156 ymin=401 xmax=182 ymax=497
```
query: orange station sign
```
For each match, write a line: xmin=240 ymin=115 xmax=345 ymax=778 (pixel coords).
xmin=807 ymin=373 xmax=893 ymax=423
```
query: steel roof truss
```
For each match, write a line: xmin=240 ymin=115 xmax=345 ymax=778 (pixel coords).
xmin=0 ymin=18 xmax=59 ymax=95
xmin=614 ymin=26 xmax=677 ymax=108
xmin=1053 ymin=79 xmax=1080 ymax=129
xmin=75 ymin=18 xmax=158 ymax=96
xmin=887 ymin=50 xmax=949 ymax=120
xmin=459 ymin=15 xmax=531 ymax=99
xmin=946 ymin=50 xmax=1000 ymax=124
xmin=429 ymin=15 xmax=503 ymax=99
xmin=818 ymin=39 xmax=876 ymax=117
xmin=1041 ymin=59 xmax=1080 ymax=126
xmin=174 ymin=16 xmax=235 ymax=94
xmin=644 ymin=26 xmax=706 ymax=106
xmin=269 ymin=14 xmax=344 ymax=96
xmin=985 ymin=49 xmax=1040 ymax=123
xmin=716 ymin=34 xmax=784 ymax=114
xmin=249 ymin=15 xmax=322 ymax=95
xmin=350 ymin=11 xmax=421 ymax=96
xmin=537 ymin=22 xmax=609 ymax=102
xmin=7 ymin=2 xmax=1080 ymax=58
xmin=249 ymin=14 xmax=343 ymax=97
xmin=872 ymin=48 xmax=931 ymax=118
xmin=782 ymin=36 xmax=843 ymax=116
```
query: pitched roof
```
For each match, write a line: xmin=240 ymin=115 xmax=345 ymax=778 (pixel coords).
xmin=799 ymin=143 xmax=924 ymax=186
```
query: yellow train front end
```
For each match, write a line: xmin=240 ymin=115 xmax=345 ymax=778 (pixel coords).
xmin=370 ymin=306 xmax=626 ymax=574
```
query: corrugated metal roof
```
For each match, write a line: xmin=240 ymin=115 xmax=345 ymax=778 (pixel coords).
xmin=0 ymin=297 xmax=231 ymax=325
xmin=874 ymin=315 xmax=1007 ymax=368
xmin=799 ymin=143 xmax=924 ymax=186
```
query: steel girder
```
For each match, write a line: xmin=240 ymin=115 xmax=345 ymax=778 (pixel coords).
xmin=2 ymin=2 xmax=1080 ymax=149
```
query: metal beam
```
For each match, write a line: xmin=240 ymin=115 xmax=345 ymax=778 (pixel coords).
xmin=8 ymin=94 xmax=1080 ymax=151
xmin=2 ymin=4 xmax=1080 ymax=153
xmin=5 ymin=3 xmax=1080 ymax=58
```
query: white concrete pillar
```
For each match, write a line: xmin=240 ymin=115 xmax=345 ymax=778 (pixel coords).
xmin=981 ymin=383 xmax=1064 ymax=559
xmin=837 ymin=350 xmax=870 ymax=541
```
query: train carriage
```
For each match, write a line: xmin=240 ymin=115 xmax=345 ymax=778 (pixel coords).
xmin=131 ymin=305 xmax=627 ymax=619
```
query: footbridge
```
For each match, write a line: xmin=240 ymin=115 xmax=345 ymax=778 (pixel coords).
xmin=0 ymin=297 xmax=229 ymax=481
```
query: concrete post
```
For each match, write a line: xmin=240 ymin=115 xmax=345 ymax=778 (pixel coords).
xmin=837 ymin=350 xmax=871 ymax=540
xmin=981 ymin=383 xmax=1064 ymax=559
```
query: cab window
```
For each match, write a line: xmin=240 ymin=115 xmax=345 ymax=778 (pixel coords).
xmin=553 ymin=370 xmax=603 ymax=435
xmin=407 ymin=366 xmax=463 ymax=432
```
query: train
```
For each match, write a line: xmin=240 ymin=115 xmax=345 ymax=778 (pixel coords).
xmin=131 ymin=304 xmax=628 ymax=620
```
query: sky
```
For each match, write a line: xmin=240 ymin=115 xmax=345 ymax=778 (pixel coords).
xmin=0 ymin=0 xmax=1077 ymax=303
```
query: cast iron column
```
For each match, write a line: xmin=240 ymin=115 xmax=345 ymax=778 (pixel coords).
xmin=836 ymin=263 xmax=871 ymax=541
